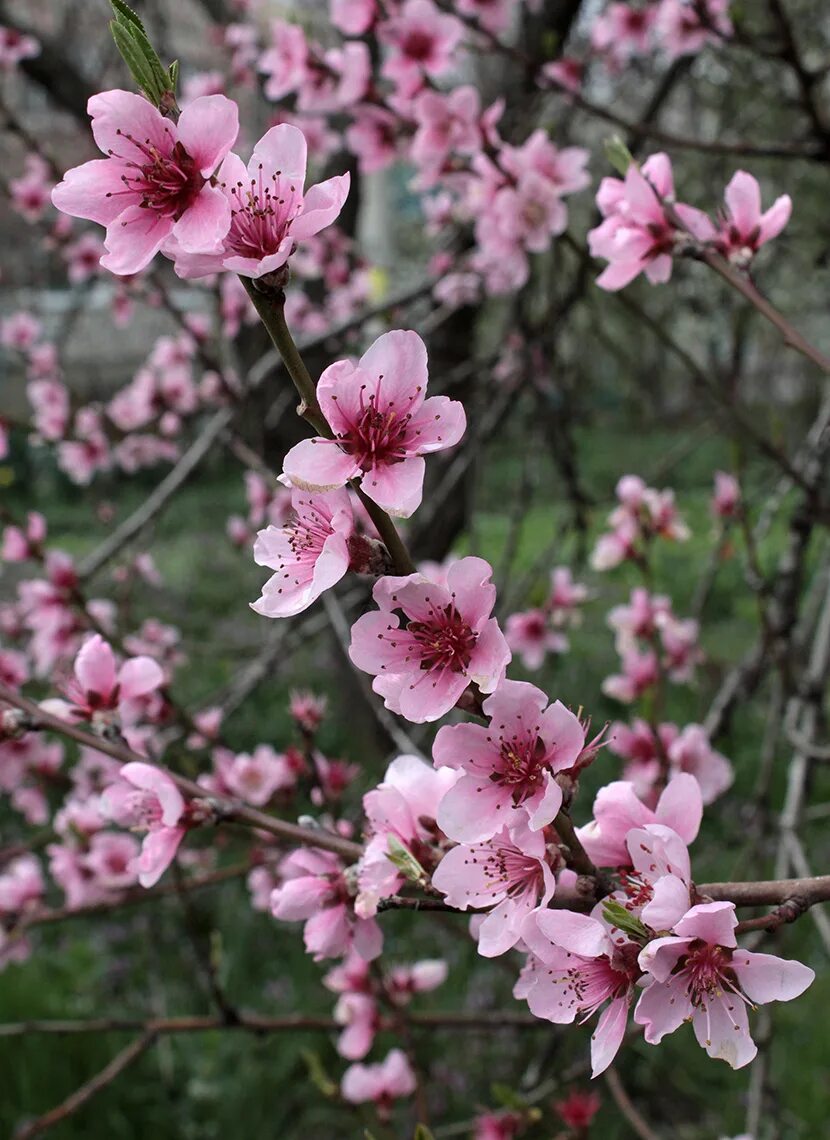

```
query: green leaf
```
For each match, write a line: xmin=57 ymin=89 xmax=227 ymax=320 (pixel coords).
xmin=110 ymin=0 xmax=146 ymax=32
xmin=414 ymin=1127 xmax=436 ymax=1140
xmin=168 ymin=59 xmax=180 ymax=92
xmin=300 ymin=1049 xmax=337 ymax=1099
xmin=604 ymin=134 xmax=635 ymax=177
xmin=601 ymin=899 xmax=649 ymax=941
xmin=110 ymin=21 xmax=159 ymax=101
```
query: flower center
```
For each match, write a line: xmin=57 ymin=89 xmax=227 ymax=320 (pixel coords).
xmin=493 ymin=733 xmax=547 ymax=804
xmin=338 ymin=400 xmax=413 ymax=470
xmin=678 ymin=940 xmax=739 ymax=1008
xmin=224 ymin=165 xmax=301 ymax=258
xmin=408 ymin=604 xmax=477 ymax=673
xmin=112 ymin=133 xmax=205 ymax=219
xmin=402 ymin=29 xmax=435 ymax=62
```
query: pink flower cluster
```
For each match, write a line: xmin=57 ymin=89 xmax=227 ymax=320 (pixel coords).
xmin=589 ymin=154 xmax=791 ymax=291
xmin=506 ymin=566 xmax=588 ymax=670
xmin=591 ymin=474 xmax=690 ymax=571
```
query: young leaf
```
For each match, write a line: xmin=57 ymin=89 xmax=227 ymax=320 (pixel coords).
xmin=301 ymin=1049 xmax=337 ymax=1099
xmin=414 ymin=1127 xmax=436 ymax=1140
xmin=604 ymin=135 xmax=635 ymax=177
xmin=601 ymin=899 xmax=649 ymax=941
xmin=110 ymin=0 xmax=146 ymax=32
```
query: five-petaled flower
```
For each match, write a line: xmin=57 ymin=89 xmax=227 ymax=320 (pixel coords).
xmin=283 ymin=330 xmax=466 ymax=518
xmin=101 ymin=762 xmax=188 ymax=888
xmin=432 ymin=679 xmax=585 ymax=843
xmin=348 ymin=556 xmax=510 ymax=722
xmin=51 ymin=90 xmax=239 ymax=274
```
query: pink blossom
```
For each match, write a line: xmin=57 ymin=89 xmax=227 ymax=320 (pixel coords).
xmin=84 ymin=831 xmax=141 ymax=892
xmin=290 ymin=690 xmax=327 ymax=734
xmin=577 ymin=773 xmax=702 ymax=868
xmin=656 ymin=0 xmax=732 ymax=61
xmin=0 ymin=854 xmax=44 ymax=915
xmin=64 ymin=233 xmax=106 ymax=284
xmin=357 ymin=753 xmax=458 ymax=915
xmin=223 ymin=745 xmax=296 ymax=805
xmin=346 ymin=106 xmax=400 ymax=173
xmin=520 ymin=908 xmax=642 ymax=1077
xmin=434 ymin=679 xmax=584 ymax=841
xmin=554 ymin=1090 xmax=601 ymax=1130
xmin=607 ymin=823 xmax=693 ymax=932
xmin=27 ymin=376 xmax=71 ymax=442
xmin=659 ymin=614 xmax=703 ymax=682
xmin=635 ymin=901 xmax=814 ymax=1068
xmin=349 ymin=557 xmax=510 ymax=722
xmin=505 ymin=608 xmax=568 ymax=670
xmin=548 ymin=566 xmax=588 ymax=622
xmin=474 ymin=1111 xmax=524 ymax=1140
xmin=10 ymin=155 xmax=53 ymax=223
xmin=259 ymin=21 xmax=308 ymax=100
xmin=457 ymin=0 xmax=515 ymax=34
xmin=411 ymin=87 xmax=482 ymax=184
xmin=331 ymin=0 xmax=377 ymax=35
xmin=591 ymin=3 xmax=657 ymax=70
xmin=714 ymin=171 xmax=791 ymax=266
xmin=608 ymin=718 xmax=678 ymax=800
xmin=712 ymin=470 xmax=741 ymax=518
xmin=251 ymin=486 xmax=354 ymax=619
xmin=101 ymin=762 xmax=187 ymax=888
xmin=58 ymin=634 xmax=165 ymax=727
xmin=432 ymin=822 xmax=556 ymax=956
xmin=1 ymin=311 xmax=42 ymax=351
xmin=298 ymin=43 xmax=371 ymax=114
xmin=588 ymin=153 xmax=710 ymax=291
xmin=341 ymin=1048 xmax=417 ymax=1112
xmin=2 ymin=512 xmax=46 ymax=563
xmin=270 ymin=847 xmax=382 ymax=961
xmin=541 ymin=57 xmax=584 ymax=96
xmin=334 ymin=991 xmax=378 ymax=1059
xmin=380 ymin=0 xmax=464 ymax=92
xmin=667 ymin=724 xmax=733 ymax=804
xmin=283 ymin=330 xmax=465 ymax=518
xmin=386 ymin=959 xmax=448 ymax=1001
xmin=169 ymin=125 xmax=350 ymax=280
xmin=607 ymin=588 xmax=671 ymax=654
xmin=0 ymin=25 xmax=40 ymax=69
xmin=51 ymin=90 xmax=239 ymax=275
xmin=601 ymin=647 xmax=659 ymax=704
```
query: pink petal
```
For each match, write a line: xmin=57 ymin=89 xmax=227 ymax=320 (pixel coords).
xmin=724 ymin=171 xmax=761 ymax=235
xmin=468 ymin=617 xmax=511 ymax=692
xmin=361 ymin=455 xmax=426 ymax=517
xmin=117 ymin=656 xmax=164 ymax=701
xmin=171 ymin=184 xmax=232 ymax=253
xmin=731 ymin=950 xmax=814 ymax=1004
xmin=121 ymin=761 xmax=185 ymax=826
xmin=595 ymin=258 xmax=644 ymax=291
xmin=176 ymin=94 xmax=239 ymax=173
xmin=535 ymin=909 xmax=609 ymax=958
xmin=396 ymin=665 xmax=469 ymax=723
xmin=282 ymin=437 xmax=360 ymax=491
xmin=88 ymin=89 xmax=171 ymax=159
xmin=135 ymin=826 xmax=184 ymax=888
xmin=51 ymin=159 xmax=134 ymax=225
xmin=445 ymin=556 xmax=497 ymax=627
xmin=291 ymin=173 xmax=351 ymax=240
xmin=435 ymin=776 xmax=510 ymax=844
xmin=525 ymin=772 xmax=563 ymax=831
xmin=251 ymin=123 xmax=308 ymax=184
xmin=758 ymin=195 xmax=792 ymax=244
xmin=673 ymin=900 xmax=738 ymax=947
xmin=102 ymin=205 xmax=171 ymax=275
xmin=655 ymin=772 xmax=702 ymax=844
xmin=641 ymin=874 xmax=691 ymax=931
xmin=75 ymin=634 xmax=116 ymax=698
xmin=590 ymin=994 xmax=629 ymax=1077
xmin=634 ymin=975 xmax=689 ymax=1043
xmin=358 ymin=330 xmax=429 ymax=408
xmin=540 ymin=699 xmax=586 ymax=771
xmin=432 ymin=720 xmax=493 ymax=770
xmin=692 ymin=994 xmax=756 ymax=1068
xmin=407 ymin=395 xmax=467 ymax=453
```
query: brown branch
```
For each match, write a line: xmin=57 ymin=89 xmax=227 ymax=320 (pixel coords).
xmin=0 ymin=683 xmax=362 ymax=862
xmin=0 ymin=1010 xmax=545 ymax=1038
xmin=604 ymin=1067 xmax=662 ymax=1140
xmin=13 ymin=1032 xmax=158 ymax=1140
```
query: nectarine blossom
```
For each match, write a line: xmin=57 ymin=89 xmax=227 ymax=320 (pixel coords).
xmin=101 ymin=762 xmax=187 ymax=888
xmin=349 ymin=557 xmax=510 ymax=722
xmin=636 ymin=901 xmax=814 ymax=1068
xmin=433 ymin=680 xmax=584 ymax=843
xmin=51 ymin=90 xmax=239 ymax=274
xmin=283 ymin=330 xmax=465 ymax=518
